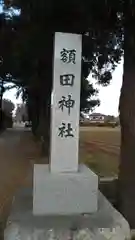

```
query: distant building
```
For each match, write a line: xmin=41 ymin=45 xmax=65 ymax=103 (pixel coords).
xmin=89 ymin=113 xmax=106 ymax=123
xmin=80 ymin=112 xmax=119 ymax=126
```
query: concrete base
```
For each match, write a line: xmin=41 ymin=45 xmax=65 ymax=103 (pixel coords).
xmin=33 ymin=164 xmax=98 ymax=215
xmin=4 ymin=188 xmax=131 ymax=240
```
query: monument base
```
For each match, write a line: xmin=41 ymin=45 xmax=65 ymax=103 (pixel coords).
xmin=4 ymin=188 xmax=130 ymax=240
xmin=33 ymin=164 xmax=98 ymax=215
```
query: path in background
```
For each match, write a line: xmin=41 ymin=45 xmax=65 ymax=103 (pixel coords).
xmin=0 ymin=127 xmax=45 ymax=230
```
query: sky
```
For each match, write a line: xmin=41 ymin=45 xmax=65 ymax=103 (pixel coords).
xmin=4 ymin=88 xmax=22 ymax=105
xmin=88 ymin=60 xmax=123 ymax=116
xmin=4 ymin=60 xmax=123 ymax=116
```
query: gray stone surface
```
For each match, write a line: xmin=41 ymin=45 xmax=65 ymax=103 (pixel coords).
xmin=4 ymin=188 xmax=131 ymax=239
xmin=51 ymin=32 xmax=82 ymax=173
xmin=33 ymin=164 xmax=98 ymax=215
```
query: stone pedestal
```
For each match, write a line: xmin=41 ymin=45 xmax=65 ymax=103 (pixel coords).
xmin=33 ymin=164 xmax=98 ymax=215
xmin=4 ymin=188 xmax=131 ymax=240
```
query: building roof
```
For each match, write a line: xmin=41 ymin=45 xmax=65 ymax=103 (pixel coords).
xmin=89 ymin=113 xmax=106 ymax=117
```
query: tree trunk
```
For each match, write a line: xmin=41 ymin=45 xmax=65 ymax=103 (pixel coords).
xmin=29 ymin=97 xmax=39 ymax=136
xmin=36 ymin=94 xmax=51 ymax=159
xmin=118 ymin=63 xmax=135 ymax=228
xmin=0 ymin=99 xmax=4 ymax=132
xmin=118 ymin=9 xmax=135 ymax=227
xmin=29 ymin=94 xmax=50 ymax=160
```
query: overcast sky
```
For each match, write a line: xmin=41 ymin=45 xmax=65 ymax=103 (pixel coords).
xmin=88 ymin=60 xmax=123 ymax=116
xmin=3 ymin=60 xmax=123 ymax=117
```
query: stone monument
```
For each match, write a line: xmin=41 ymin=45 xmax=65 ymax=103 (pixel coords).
xmin=33 ymin=32 xmax=98 ymax=215
xmin=4 ymin=32 xmax=131 ymax=240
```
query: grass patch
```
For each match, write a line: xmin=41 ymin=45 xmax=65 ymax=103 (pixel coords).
xmin=80 ymin=149 xmax=119 ymax=177
xmin=79 ymin=127 xmax=120 ymax=177
xmin=80 ymin=127 xmax=120 ymax=146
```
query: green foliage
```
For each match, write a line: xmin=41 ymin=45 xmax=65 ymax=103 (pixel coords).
xmin=0 ymin=108 xmax=13 ymax=130
xmin=2 ymin=98 xmax=15 ymax=116
xmin=80 ymin=78 xmax=100 ymax=112
xmin=0 ymin=0 xmax=123 ymax=120
xmin=80 ymin=121 xmax=119 ymax=128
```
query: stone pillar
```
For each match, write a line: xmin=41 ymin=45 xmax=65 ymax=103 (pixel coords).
xmin=33 ymin=32 xmax=98 ymax=215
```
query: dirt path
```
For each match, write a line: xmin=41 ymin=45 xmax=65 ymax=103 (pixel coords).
xmin=0 ymin=127 xmax=44 ymax=230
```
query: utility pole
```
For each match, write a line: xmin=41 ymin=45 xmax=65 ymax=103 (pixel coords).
xmin=0 ymin=56 xmax=4 ymax=131
xmin=0 ymin=80 xmax=4 ymax=131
